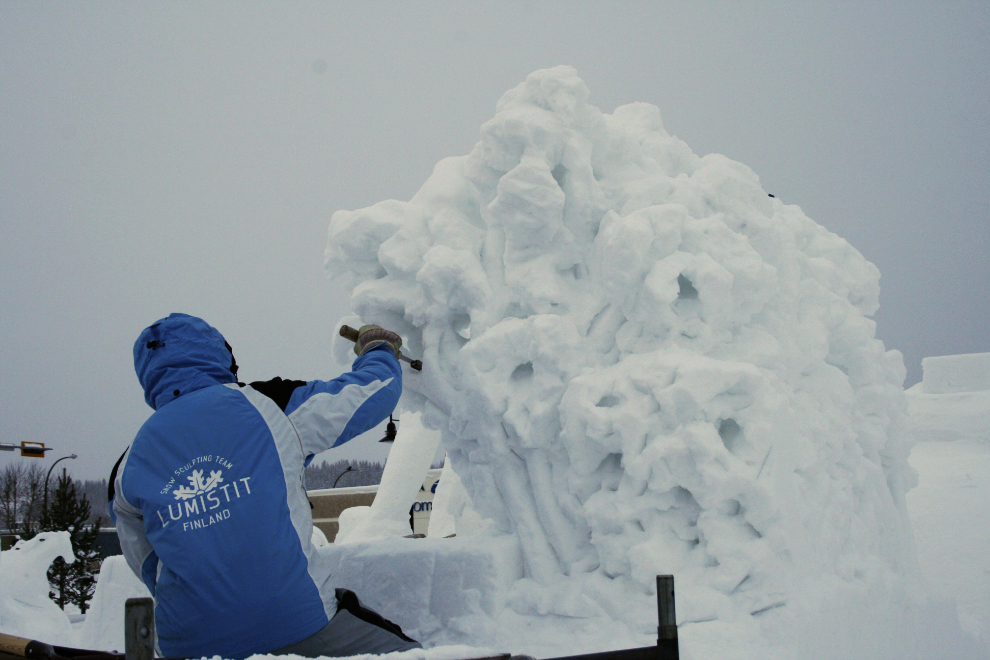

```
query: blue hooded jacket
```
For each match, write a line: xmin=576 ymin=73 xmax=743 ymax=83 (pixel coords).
xmin=111 ymin=313 xmax=401 ymax=658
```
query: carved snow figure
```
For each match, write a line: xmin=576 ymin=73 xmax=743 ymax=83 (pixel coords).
xmin=326 ymin=67 xmax=920 ymax=653
xmin=0 ymin=532 xmax=75 ymax=643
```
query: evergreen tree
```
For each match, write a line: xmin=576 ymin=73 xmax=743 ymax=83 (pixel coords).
xmin=40 ymin=473 xmax=102 ymax=613
xmin=78 ymin=478 xmax=109 ymax=526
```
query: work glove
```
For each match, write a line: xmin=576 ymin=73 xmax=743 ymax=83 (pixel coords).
xmin=354 ymin=325 xmax=402 ymax=359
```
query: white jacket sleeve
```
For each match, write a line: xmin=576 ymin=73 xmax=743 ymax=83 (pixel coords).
xmin=111 ymin=454 xmax=158 ymax=591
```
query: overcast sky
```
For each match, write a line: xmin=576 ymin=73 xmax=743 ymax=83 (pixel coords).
xmin=2 ymin=2 xmax=987 ymax=482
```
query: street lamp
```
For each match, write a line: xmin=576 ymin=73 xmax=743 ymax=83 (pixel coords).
xmin=332 ymin=466 xmax=362 ymax=488
xmin=44 ymin=454 xmax=78 ymax=515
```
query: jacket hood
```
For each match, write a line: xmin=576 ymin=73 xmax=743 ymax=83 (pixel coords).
xmin=134 ymin=313 xmax=236 ymax=410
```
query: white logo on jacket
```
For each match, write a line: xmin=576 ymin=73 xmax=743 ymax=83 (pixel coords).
xmin=173 ymin=469 xmax=223 ymax=499
xmin=155 ymin=466 xmax=253 ymax=532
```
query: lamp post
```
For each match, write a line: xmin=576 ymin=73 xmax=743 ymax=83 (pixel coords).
xmin=332 ymin=465 xmax=362 ymax=488
xmin=44 ymin=454 xmax=78 ymax=516
xmin=378 ymin=415 xmax=397 ymax=443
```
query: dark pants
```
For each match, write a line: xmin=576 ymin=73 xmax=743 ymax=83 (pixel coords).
xmin=273 ymin=589 xmax=422 ymax=658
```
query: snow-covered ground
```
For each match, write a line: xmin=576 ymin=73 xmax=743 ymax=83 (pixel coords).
xmin=909 ymin=439 xmax=990 ymax=641
xmin=906 ymin=379 xmax=990 ymax=645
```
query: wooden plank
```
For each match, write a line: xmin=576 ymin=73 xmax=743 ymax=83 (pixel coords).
xmin=0 ymin=634 xmax=30 ymax=658
xmin=542 ymin=644 xmax=677 ymax=660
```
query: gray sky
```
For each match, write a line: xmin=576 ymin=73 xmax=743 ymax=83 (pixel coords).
xmin=2 ymin=1 xmax=988 ymax=482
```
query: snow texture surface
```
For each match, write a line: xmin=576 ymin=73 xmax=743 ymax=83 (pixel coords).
xmin=906 ymin=381 xmax=990 ymax=641
xmin=324 ymin=66 xmax=972 ymax=657
xmin=922 ymin=352 xmax=990 ymax=394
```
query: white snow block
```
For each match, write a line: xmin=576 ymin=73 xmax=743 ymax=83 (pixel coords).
xmin=319 ymin=536 xmax=522 ymax=644
xmin=906 ymin=383 xmax=990 ymax=443
xmin=922 ymin=352 xmax=990 ymax=394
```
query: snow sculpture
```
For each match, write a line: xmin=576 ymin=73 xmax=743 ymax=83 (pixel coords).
xmin=326 ymin=66 xmax=915 ymax=640
xmin=335 ymin=412 xmax=442 ymax=544
xmin=0 ymin=532 xmax=75 ymax=643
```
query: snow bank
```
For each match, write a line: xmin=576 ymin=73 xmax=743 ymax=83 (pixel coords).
xmin=325 ymin=66 xmax=972 ymax=657
xmin=922 ymin=352 xmax=990 ymax=394
xmin=75 ymin=555 xmax=151 ymax=651
xmin=909 ymin=441 xmax=990 ymax=643
xmin=906 ymin=362 xmax=990 ymax=643
xmin=0 ymin=536 xmax=150 ymax=651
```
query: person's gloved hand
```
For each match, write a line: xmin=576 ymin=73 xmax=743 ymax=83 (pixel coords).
xmin=354 ymin=325 xmax=402 ymax=359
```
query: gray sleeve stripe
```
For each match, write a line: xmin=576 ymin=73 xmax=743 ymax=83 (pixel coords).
xmin=287 ymin=377 xmax=392 ymax=455
xmin=114 ymin=450 xmax=155 ymax=584
xmin=232 ymin=383 xmax=338 ymax=622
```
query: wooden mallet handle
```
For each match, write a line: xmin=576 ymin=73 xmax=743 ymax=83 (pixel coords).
xmin=339 ymin=325 xmax=361 ymax=342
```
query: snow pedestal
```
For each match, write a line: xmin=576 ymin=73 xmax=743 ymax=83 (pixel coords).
xmin=325 ymin=66 xmax=976 ymax=658
xmin=922 ymin=352 xmax=990 ymax=394
xmin=319 ymin=536 xmax=522 ymax=646
xmin=908 ymin=352 xmax=990 ymax=443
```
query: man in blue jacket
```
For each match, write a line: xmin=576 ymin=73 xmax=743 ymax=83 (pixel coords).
xmin=109 ymin=313 xmax=420 ymax=658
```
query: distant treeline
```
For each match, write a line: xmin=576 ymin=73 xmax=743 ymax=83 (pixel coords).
xmin=23 ymin=465 xmax=391 ymax=527
xmin=70 ymin=461 xmax=390 ymax=523
xmin=306 ymin=458 xmax=445 ymax=490
xmin=304 ymin=459 xmax=386 ymax=490
xmin=77 ymin=479 xmax=109 ymax=526
xmin=4 ymin=457 xmax=444 ymax=531
xmin=0 ymin=462 xmax=110 ymax=532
